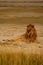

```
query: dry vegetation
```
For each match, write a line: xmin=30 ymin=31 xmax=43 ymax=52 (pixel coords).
xmin=0 ymin=6 xmax=43 ymax=13
xmin=0 ymin=6 xmax=43 ymax=24
xmin=0 ymin=42 xmax=43 ymax=65
xmin=0 ymin=6 xmax=43 ymax=65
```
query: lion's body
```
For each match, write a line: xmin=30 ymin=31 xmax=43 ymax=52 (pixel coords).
xmin=14 ymin=24 xmax=37 ymax=43
xmin=14 ymin=34 xmax=26 ymax=43
xmin=3 ymin=24 xmax=38 ymax=44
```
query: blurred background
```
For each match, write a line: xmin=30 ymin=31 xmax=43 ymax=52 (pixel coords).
xmin=0 ymin=0 xmax=43 ymax=6
xmin=0 ymin=0 xmax=43 ymax=42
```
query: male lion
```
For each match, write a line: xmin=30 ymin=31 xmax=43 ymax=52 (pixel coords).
xmin=14 ymin=24 xmax=37 ymax=43
xmin=3 ymin=24 xmax=38 ymax=43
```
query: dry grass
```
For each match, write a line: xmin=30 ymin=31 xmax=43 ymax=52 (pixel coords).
xmin=0 ymin=6 xmax=43 ymax=13
xmin=0 ymin=42 xmax=43 ymax=65
xmin=0 ymin=6 xmax=43 ymax=24
xmin=0 ymin=17 xmax=43 ymax=24
xmin=0 ymin=6 xmax=43 ymax=65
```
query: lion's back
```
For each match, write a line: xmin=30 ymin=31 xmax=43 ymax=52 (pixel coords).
xmin=14 ymin=35 xmax=26 ymax=43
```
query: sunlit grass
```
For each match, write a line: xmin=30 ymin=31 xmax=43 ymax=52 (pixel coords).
xmin=0 ymin=42 xmax=43 ymax=65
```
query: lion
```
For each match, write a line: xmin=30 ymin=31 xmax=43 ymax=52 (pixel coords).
xmin=3 ymin=24 xmax=38 ymax=43
xmin=14 ymin=24 xmax=37 ymax=43
xmin=26 ymin=24 xmax=37 ymax=42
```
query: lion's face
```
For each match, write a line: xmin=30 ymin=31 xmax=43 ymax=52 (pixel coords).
xmin=25 ymin=24 xmax=37 ymax=42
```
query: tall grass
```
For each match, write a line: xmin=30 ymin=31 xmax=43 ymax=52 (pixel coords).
xmin=0 ymin=43 xmax=43 ymax=65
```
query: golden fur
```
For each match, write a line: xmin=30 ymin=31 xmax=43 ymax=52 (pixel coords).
xmin=25 ymin=24 xmax=37 ymax=42
xmin=14 ymin=24 xmax=37 ymax=43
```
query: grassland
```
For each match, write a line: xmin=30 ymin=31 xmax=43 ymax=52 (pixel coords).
xmin=0 ymin=42 xmax=43 ymax=65
xmin=0 ymin=6 xmax=43 ymax=13
xmin=0 ymin=6 xmax=43 ymax=24
xmin=0 ymin=6 xmax=43 ymax=65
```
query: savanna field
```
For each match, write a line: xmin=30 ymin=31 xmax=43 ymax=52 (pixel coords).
xmin=0 ymin=6 xmax=43 ymax=65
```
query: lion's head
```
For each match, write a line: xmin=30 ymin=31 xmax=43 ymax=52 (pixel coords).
xmin=25 ymin=24 xmax=37 ymax=42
